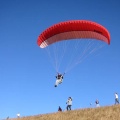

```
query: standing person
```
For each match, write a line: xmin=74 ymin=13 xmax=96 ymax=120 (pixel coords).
xmin=54 ymin=73 xmax=65 ymax=87
xmin=58 ymin=106 xmax=62 ymax=112
xmin=95 ymin=99 xmax=100 ymax=107
xmin=115 ymin=92 xmax=119 ymax=104
xmin=6 ymin=116 xmax=9 ymax=120
xmin=66 ymin=97 xmax=72 ymax=111
xmin=17 ymin=113 xmax=20 ymax=118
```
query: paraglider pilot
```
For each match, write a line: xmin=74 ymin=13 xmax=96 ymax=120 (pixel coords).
xmin=54 ymin=73 xmax=65 ymax=87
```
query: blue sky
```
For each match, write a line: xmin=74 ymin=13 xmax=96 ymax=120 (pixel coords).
xmin=0 ymin=0 xmax=120 ymax=119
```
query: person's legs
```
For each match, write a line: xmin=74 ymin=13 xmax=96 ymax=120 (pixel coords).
xmin=59 ymin=78 xmax=63 ymax=84
xmin=55 ymin=79 xmax=59 ymax=87
xmin=66 ymin=105 xmax=69 ymax=111
xmin=67 ymin=105 xmax=71 ymax=110
xmin=69 ymin=105 xmax=71 ymax=110
xmin=116 ymin=98 xmax=119 ymax=104
xmin=115 ymin=98 xmax=117 ymax=104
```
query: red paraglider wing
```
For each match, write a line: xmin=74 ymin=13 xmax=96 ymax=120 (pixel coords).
xmin=37 ymin=20 xmax=110 ymax=48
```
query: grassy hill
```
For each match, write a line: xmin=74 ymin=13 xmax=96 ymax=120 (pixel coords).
xmin=12 ymin=105 xmax=120 ymax=120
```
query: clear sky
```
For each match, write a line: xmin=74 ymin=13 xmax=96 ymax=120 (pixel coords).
xmin=0 ymin=0 xmax=120 ymax=119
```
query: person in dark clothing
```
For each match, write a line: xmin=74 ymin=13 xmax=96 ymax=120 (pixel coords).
xmin=58 ymin=106 xmax=62 ymax=111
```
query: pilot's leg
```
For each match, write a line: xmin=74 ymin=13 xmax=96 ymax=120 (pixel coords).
xmin=54 ymin=79 xmax=59 ymax=87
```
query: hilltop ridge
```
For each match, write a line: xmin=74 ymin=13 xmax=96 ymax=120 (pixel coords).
xmin=12 ymin=105 xmax=120 ymax=120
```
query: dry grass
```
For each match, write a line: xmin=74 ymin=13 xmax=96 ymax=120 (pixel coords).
xmin=12 ymin=105 xmax=120 ymax=120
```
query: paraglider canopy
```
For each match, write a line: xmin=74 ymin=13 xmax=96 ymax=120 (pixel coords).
xmin=37 ymin=20 xmax=110 ymax=73
xmin=37 ymin=20 xmax=110 ymax=48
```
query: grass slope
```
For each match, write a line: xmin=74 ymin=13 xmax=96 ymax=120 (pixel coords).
xmin=13 ymin=105 xmax=120 ymax=120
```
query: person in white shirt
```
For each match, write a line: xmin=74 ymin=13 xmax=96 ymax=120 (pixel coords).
xmin=95 ymin=99 xmax=100 ymax=107
xmin=66 ymin=97 xmax=72 ymax=110
xmin=115 ymin=93 xmax=119 ymax=104
xmin=17 ymin=113 xmax=20 ymax=118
